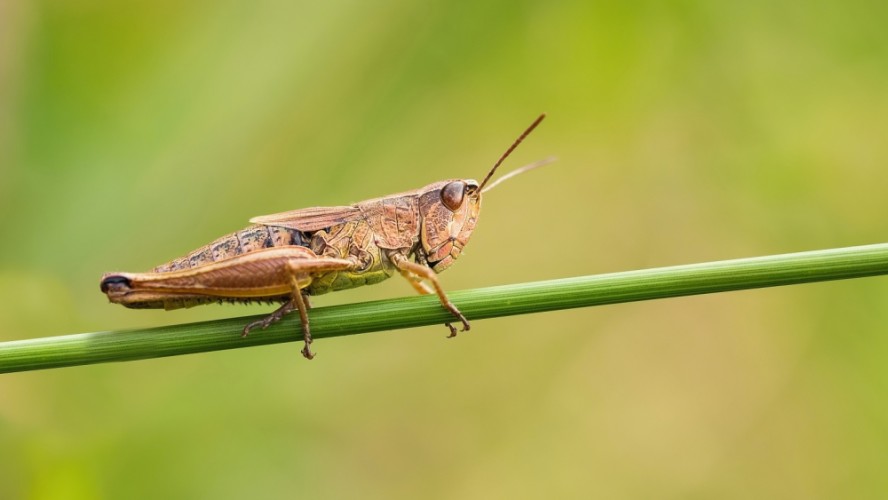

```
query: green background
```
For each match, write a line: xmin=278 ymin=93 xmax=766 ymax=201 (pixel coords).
xmin=2 ymin=1 xmax=888 ymax=498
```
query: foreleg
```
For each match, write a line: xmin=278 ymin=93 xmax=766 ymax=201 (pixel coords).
xmin=389 ymin=252 xmax=469 ymax=337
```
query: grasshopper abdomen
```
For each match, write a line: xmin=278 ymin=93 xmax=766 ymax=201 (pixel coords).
xmin=102 ymin=225 xmax=312 ymax=311
xmin=154 ymin=225 xmax=310 ymax=273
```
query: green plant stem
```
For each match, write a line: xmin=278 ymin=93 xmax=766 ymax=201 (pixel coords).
xmin=2 ymin=243 xmax=888 ymax=373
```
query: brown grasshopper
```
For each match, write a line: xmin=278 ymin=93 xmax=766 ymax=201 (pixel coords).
xmin=101 ymin=114 xmax=550 ymax=359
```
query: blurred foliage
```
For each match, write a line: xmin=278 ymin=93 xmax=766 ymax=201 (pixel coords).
xmin=2 ymin=0 xmax=888 ymax=498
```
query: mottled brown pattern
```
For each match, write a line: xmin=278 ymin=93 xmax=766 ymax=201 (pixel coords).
xmin=208 ymin=234 xmax=238 ymax=261
xmin=238 ymin=225 xmax=270 ymax=253
xmin=116 ymin=177 xmax=484 ymax=310
xmin=153 ymin=262 xmax=171 ymax=273
xmin=168 ymin=257 xmax=191 ymax=272
xmin=249 ymin=205 xmax=363 ymax=232
xmin=418 ymin=189 xmax=451 ymax=254
xmin=153 ymin=224 xmax=308 ymax=274
xmin=301 ymin=219 xmax=396 ymax=295
xmin=188 ymin=246 xmax=214 ymax=269
xmin=102 ymin=114 xmax=548 ymax=360
xmin=359 ymin=193 xmax=420 ymax=250
xmin=268 ymin=226 xmax=292 ymax=246
xmin=135 ymin=176 xmax=485 ymax=305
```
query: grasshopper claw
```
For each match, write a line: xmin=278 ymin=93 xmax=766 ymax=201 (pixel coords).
xmin=445 ymin=312 xmax=470 ymax=338
xmin=301 ymin=344 xmax=315 ymax=360
xmin=446 ymin=323 xmax=458 ymax=338
xmin=460 ymin=316 xmax=471 ymax=332
xmin=241 ymin=321 xmax=260 ymax=337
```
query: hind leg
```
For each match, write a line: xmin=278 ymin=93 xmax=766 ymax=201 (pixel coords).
xmin=287 ymin=270 xmax=315 ymax=359
xmin=101 ymin=246 xmax=354 ymax=360
xmin=243 ymin=257 xmax=353 ymax=359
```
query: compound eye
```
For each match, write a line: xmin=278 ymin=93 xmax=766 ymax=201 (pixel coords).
xmin=440 ymin=181 xmax=466 ymax=211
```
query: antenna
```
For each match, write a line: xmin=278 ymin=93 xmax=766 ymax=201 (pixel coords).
xmin=478 ymin=113 xmax=546 ymax=191
xmin=481 ymin=156 xmax=557 ymax=193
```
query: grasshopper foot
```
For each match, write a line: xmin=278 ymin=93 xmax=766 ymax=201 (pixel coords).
xmin=445 ymin=323 xmax=458 ymax=338
xmin=299 ymin=329 xmax=315 ymax=360
xmin=241 ymin=300 xmax=295 ymax=337
xmin=242 ymin=320 xmax=263 ymax=337
xmin=444 ymin=308 xmax=470 ymax=338
xmin=301 ymin=343 xmax=315 ymax=360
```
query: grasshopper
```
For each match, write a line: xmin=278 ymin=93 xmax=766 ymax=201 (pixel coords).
xmin=101 ymin=114 xmax=550 ymax=359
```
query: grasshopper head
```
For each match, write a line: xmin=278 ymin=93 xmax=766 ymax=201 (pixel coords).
xmin=418 ymin=113 xmax=551 ymax=273
xmin=418 ymin=179 xmax=482 ymax=272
